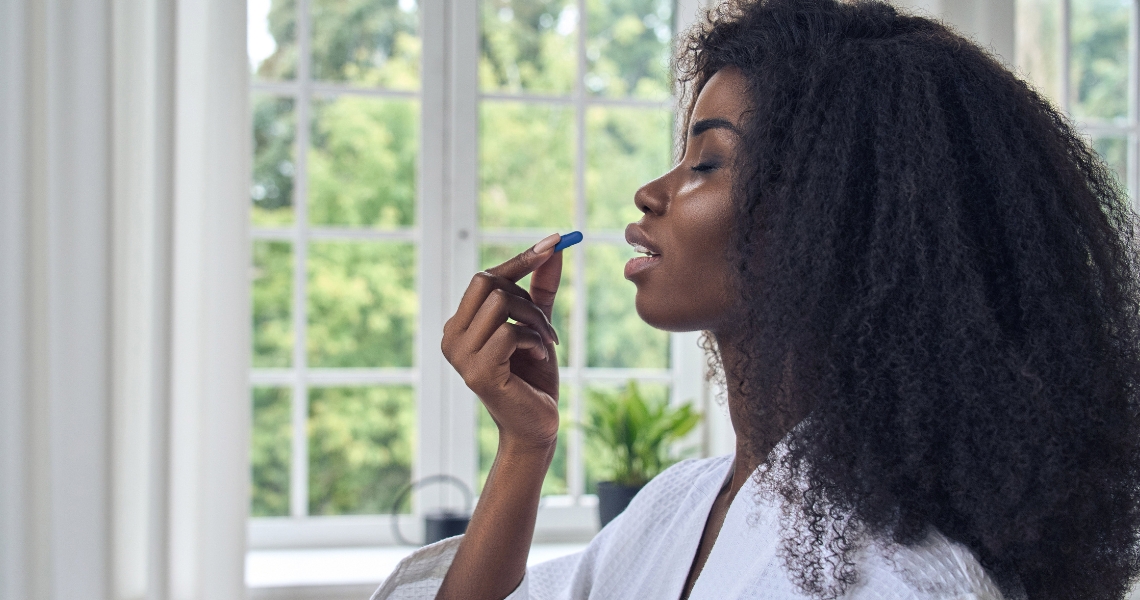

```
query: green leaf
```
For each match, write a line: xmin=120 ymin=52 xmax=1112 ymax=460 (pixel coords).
xmin=582 ymin=379 xmax=703 ymax=485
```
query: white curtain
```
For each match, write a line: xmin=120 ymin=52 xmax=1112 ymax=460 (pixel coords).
xmin=0 ymin=0 xmax=251 ymax=598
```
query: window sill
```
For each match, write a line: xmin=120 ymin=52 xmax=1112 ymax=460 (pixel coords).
xmin=246 ymin=543 xmax=588 ymax=599
xmin=249 ymin=497 xmax=600 ymax=549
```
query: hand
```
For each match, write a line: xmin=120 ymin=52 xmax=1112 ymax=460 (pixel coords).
xmin=441 ymin=233 xmax=564 ymax=452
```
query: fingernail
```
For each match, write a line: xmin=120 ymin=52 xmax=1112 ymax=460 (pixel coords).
xmin=551 ymin=327 xmax=560 ymax=346
xmin=533 ymin=233 xmax=561 ymax=254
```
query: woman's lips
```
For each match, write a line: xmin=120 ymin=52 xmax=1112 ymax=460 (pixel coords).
xmin=625 ymin=255 xmax=663 ymax=278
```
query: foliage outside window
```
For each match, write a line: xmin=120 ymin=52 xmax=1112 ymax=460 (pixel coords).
xmin=247 ymin=0 xmax=1137 ymax=524
xmin=475 ymin=0 xmax=678 ymax=498
xmin=1016 ymin=0 xmax=1134 ymax=195
xmin=250 ymin=0 xmax=422 ymax=518
xmin=249 ymin=0 xmax=688 ymax=520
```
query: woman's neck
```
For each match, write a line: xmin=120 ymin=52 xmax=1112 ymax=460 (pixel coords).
xmin=712 ymin=329 xmax=809 ymax=500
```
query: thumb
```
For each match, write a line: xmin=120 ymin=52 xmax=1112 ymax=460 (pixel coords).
xmin=530 ymin=248 xmax=562 ymax=321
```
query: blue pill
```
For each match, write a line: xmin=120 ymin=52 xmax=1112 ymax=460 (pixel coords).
xmin=553 ymin=231 xmax=583 ymax=252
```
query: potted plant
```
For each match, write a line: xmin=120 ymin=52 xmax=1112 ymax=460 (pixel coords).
xmin=582 ymin=380 xmax=702 ymax=527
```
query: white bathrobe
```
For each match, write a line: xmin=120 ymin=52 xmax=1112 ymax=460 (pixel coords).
xmin=370 ymin=454 xmax=1005 ymax=600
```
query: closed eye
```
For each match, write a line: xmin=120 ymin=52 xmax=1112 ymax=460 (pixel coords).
xmin=691 ymin=162 xmax=719 ymax=173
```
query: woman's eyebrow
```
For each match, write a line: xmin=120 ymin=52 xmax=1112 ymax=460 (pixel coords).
xmin=690 ymin=117 xmax=742 ymax=138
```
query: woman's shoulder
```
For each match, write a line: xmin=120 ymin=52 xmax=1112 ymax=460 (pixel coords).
xmin=849 ymin=527 xmax=1008 ymax=600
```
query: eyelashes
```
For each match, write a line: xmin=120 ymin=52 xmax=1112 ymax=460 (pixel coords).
xmin=691 ymin=161 xmax=720 ymax=173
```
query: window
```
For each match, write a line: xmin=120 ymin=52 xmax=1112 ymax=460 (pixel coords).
xmin=476 ymin=0 xmax=680 ymax=499
xmin=1017 ymin=0 xmax=1137 ymax=200
xmin=248 ymin=0 xmax=711 ymax=548
xmin=243 ymin=0 xmax=1139 ymax=554
xmin=249 ymin=0 xmax=424 ymax=528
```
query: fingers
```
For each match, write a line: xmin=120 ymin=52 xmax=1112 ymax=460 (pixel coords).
xmin=466 ymin=288 xmax=557 ymax=351
xmin=485 ymin=232 xmax=561 ymax=283
xmin=447 ymin=321 xmax=547 ymax=396
xmin=484 ymin=322 xmax=548 ymax=364
xmin=450 ymin=271 xmax=534 ymax=332
xmin=448 ymin=233 xmax=563 ymax=334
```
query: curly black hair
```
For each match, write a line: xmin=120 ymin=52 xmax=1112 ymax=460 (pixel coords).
xmin=677 ymin=1 xmax=1140 ymax=598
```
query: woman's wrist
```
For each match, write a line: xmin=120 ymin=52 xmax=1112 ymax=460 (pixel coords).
xmin=497 ymin=435 xmax=557 ymax=465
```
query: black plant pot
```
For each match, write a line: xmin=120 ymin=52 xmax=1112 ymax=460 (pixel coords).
xmin=424 ymin=510 xmax=470 ymax=545
xmin=596 ymin=481 xmax=644 ymax=528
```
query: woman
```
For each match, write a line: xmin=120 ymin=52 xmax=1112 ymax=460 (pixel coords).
xmin=373 ymin=0 xmax=1140 ymax=598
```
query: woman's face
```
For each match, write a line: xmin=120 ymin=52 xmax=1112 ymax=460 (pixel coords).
xmin=624 ymin=67 xmax=748 ymax=333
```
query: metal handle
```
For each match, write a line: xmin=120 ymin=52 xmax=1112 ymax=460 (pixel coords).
xmin=389 ymin=474 xmax=474 ymax=546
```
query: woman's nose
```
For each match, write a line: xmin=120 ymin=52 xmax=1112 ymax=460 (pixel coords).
xmin=634 ymin=173 xmax=669 ymax=216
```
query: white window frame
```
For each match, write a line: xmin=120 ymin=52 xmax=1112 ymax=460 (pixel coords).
xmin=1052 ymin=0 xmax=1140 ymax=202
xmin=247 ymin=0 xmax=719 ymax=550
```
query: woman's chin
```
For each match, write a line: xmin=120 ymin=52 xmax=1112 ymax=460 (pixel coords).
xmin=634 ymin=297 xmax=707 ymax=333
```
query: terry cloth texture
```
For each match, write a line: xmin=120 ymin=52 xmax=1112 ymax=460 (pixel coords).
xmin=370 ymin=454 xmax=1005 ymax=600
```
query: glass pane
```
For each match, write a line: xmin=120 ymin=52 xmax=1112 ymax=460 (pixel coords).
xmin=583 ymin=381 xmax=672 ymax=494
xmin=1071 ymin=0 xmax=1130 ymax=120
xmin=249 ymin=0 xmax=298 ymax=80
xmin=477 ymin=384 xmax=572 ymax=495
xmin=586 ymin=0 xmax=672 ymax=99
xmin=479 ymin=242 xmax=575 ymax=368
xmin=1015 ymin=0 xmax=1062 ymax=107
xmin=586 ymin=106 xmax=672 ymax=229
xmin=1092 ymin=135 xmax=1128 ymax=190
xmin=586 ymin=243 xmax=669 ymax=368
xmin=308 ymin=386 xmax=416 ymax=515
xmin=308 ymin=241 xmax=417 ymax=368
xmin=252 ymin=387 xmax=292 ymax=517
xmin=311 ymin=0 xmax=420 ymax=90
xmin=252 ymin=95 xmax=296 ymax=226
xmin=309 ymin=97 xmax=419 ymax=228
xmin=480 ymin=102 xmax=575 ymax=230
xmin=253 ymin=241 xmax=293 ymax=368
xmin=480 ymin=0 xmax=577 ymax=95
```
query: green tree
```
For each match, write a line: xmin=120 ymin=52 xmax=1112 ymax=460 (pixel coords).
xmin=311 ymin=0 xmax=420 ymax=87
xmin=252 ymin=0 xmax=423 ymax=517
xmin=307 ymin=241 xmax=417 ymax=368
xmin=480 ymin=103 xmax=576 ymax=230
xmin=251 ymin=0 xmax=681 ymax=514
xmin=587 ymin=107 xmax=673 ymax=229
xmin=254 ymin=0 xmax=418 ymax=85
xmin=251 ymin=387 xmax=292 ymax=516
xmin=258 ymin=0 xmax=299 ymax=79
xmin=1071 ymin=0 xmax=1130 ymax=121
xmin=252 ymin=241 xmax=294 ymax=368
xmin=587 ymin=0 xmax=673 ymax=99
xmin=251 ymin=97 xmax=296 ymax=226
xmin=309 ymin=97 xmax=419 ymax=227
xmin=480 ymin=0 xmax=577 ymax=93
xmin=308 ymin=386 xmax=416 ymax=514
xmin=587 ymin=244 xmax=669 ymax=369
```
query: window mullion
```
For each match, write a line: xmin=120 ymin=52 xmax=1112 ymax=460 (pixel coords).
xmin=1060 ymin=0 xmax=1071 ymax=115
xmin=290 ymin=0 xmax=313 ymax=519
xmin=1130 ymin=0 xmax=1139 ymax=205
xmin=569 ymin=0 xmax=589 ymax=503
xmin=445 ymin=0 xmax=482 ymax=508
